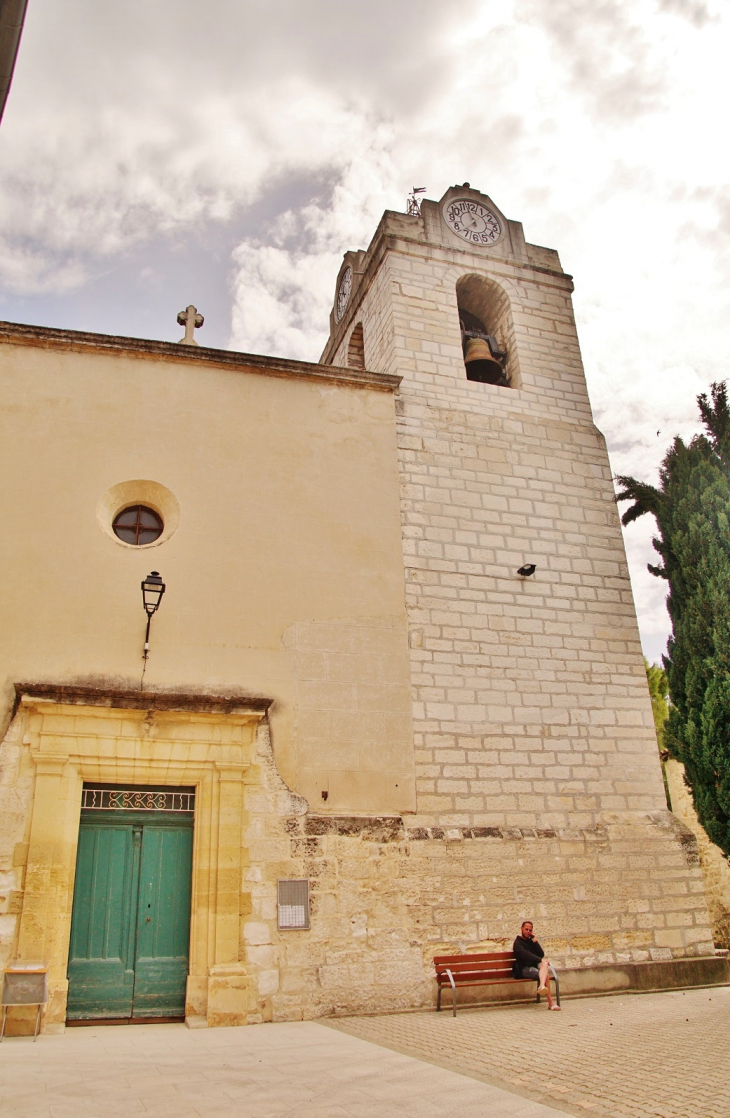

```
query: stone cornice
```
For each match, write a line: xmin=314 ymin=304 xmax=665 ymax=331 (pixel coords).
xmin=0 ymin=319 xmax=401 ymax=393
xmin=15 ymin=683 xmax=273 ymax=716
xmin=378 ymin=226 xmax=573 ymax=283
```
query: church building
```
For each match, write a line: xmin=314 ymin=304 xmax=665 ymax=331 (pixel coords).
xmin=0 ymin=185 xmax=724 ymax=1035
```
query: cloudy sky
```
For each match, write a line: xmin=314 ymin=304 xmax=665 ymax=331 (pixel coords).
xmin=1 ymin=0 xmax=728 ymax=661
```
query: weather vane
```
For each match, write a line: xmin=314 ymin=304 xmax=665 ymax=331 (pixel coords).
xmin=407 ymin=187 xmax=426 ymax=216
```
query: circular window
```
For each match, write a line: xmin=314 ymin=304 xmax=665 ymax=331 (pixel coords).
xmin=112 ymin=505 xmax=164 ymax=546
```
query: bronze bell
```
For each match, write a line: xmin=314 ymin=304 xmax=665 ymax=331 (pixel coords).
xmin=464 ymin=336 xmax=505 ymax=385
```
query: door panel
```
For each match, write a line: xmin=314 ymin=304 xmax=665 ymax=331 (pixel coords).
xmin=66 ymin=824 xmax=138 ymax=1019
xmin=67 ymin=816 xmax=193 ymax=1021
xmin=132 ymin=825 xmax=193 ymax=1017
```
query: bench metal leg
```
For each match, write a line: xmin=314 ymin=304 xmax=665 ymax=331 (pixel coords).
xmin=33 ymin=1004 xmax=42 ymax=1041
xmin=445 ymin=968 xmax=457 ymax=1017
xmin=437 ymin=986 xmax=441 ymax=1012
xmin=0 ymin=1007 xmax=6 ymax=1042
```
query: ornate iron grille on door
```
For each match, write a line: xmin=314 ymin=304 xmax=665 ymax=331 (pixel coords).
xmin=81 ymin=788 xmax=195 ymax=812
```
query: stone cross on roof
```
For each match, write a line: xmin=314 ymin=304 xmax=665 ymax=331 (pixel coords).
xmin=177 ymin=305 xmax=204 ymax=346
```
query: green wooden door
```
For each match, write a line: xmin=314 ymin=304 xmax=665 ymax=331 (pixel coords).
xmin=67 ymin=815 xmax=193 ymax=1021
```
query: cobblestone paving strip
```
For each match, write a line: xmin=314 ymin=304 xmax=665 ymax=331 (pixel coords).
xmin=325 ymin=986 xmax=730 ymax=1118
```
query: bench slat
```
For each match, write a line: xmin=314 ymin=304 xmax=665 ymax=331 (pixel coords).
xmin=436 ymin=976 xmax=532 ymax=988
xmin=436 ymin=967 xmax=513 ymax=980
xmin=434 ymin=952 xmax=513 ymax=964
xmin=434 ymin=959 xmax=513 ymax=972
xmin=436 ymin=971 xmax=512 ymax=981
xmin=434 ymin=962 xmax=513 ymax=970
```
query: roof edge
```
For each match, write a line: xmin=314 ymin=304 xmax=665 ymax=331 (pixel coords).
xmin=0 ymin=319 xmax=401 ymax=392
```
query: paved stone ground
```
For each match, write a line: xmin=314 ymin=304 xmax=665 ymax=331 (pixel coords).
xmin=327 ymin=986 xmax=730 ymax=1118
xmin=0 ymin=1018 xmax=569 ymax=1118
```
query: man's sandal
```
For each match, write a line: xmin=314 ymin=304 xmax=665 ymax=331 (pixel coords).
xmin=548 ymin=1004 xmax=562 ymax=1010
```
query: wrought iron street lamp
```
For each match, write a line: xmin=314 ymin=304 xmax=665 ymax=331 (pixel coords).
xmin=141 ymin=570 xmax=165 ymax=661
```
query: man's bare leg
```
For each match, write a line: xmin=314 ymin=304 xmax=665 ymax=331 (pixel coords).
xmin=538 ymin=959 xmax=559 ymax=1009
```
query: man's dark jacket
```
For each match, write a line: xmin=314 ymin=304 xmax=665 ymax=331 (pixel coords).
xmin=512 ymin=933 xmax=545 ymax=978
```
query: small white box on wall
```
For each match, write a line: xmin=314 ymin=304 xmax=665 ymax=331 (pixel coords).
xmin=277 ymin=879 xmax=310 ymax=930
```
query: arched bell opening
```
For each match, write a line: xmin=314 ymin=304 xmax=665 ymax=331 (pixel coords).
xmin=455 ymin=274 xmax=515 ymax=387
xmin=347 ymin=323 xmax=365 ymax=369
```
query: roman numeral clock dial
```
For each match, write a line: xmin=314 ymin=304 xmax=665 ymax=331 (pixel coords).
xmin=443 ymin=198 xmax=502 ymax=245
xmin=335 ymin=266 xmax=353 ymax=322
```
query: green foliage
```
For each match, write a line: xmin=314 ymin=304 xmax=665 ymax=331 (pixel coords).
xmin=645 ymin=658 xmax=669 ymax=749
xmin=616 ymin=382 xmax=730 ymax=856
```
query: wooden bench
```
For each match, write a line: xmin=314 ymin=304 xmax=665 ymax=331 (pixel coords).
xmin=434 ymin=951 xmax=560 ymax=1016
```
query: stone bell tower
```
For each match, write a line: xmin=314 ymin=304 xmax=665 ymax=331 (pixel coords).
xmin=320 ymin=185 xmax=717 ymax=968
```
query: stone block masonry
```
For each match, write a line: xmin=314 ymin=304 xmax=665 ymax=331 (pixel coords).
xmin=242 ymin=804 xmax=715 ymax=1023
xmin=241 ymin=732 xmax=715 ymax=1025
xmin=323 ymin=193 xmax=670 ymax=834
xmin=397 ymin=398 xmax=664 ymax=829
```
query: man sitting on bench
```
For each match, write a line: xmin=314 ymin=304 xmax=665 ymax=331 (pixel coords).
xmin=512 ymin=921 xmax=561 ymax=1010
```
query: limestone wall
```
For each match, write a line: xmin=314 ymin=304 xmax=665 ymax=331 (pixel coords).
xmin=243 ymin=724 xmax=714 ymax=1022
xmin=396 ymin=394 xmax=665 ymax=828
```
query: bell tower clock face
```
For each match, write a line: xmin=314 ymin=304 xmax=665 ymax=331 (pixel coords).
xmin=335 ymin=266 xmax=353 ymax=322
xmin=443 ymin=198 xmax=502 ymax=246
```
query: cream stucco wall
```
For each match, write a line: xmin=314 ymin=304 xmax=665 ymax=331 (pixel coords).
xmin=0 ymin=332 xmax=415 ymax=815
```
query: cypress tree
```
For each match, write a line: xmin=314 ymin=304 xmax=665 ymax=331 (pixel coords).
xmin=616 ymin=382 xmax=730 ymax=856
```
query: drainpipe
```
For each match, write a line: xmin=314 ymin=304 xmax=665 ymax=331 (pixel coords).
xmin=0 ymin=0 xmax=28 ymax=125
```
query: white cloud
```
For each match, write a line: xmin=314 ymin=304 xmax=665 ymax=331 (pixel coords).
xmin=230 ymin=241 xmax=340 ymax=362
